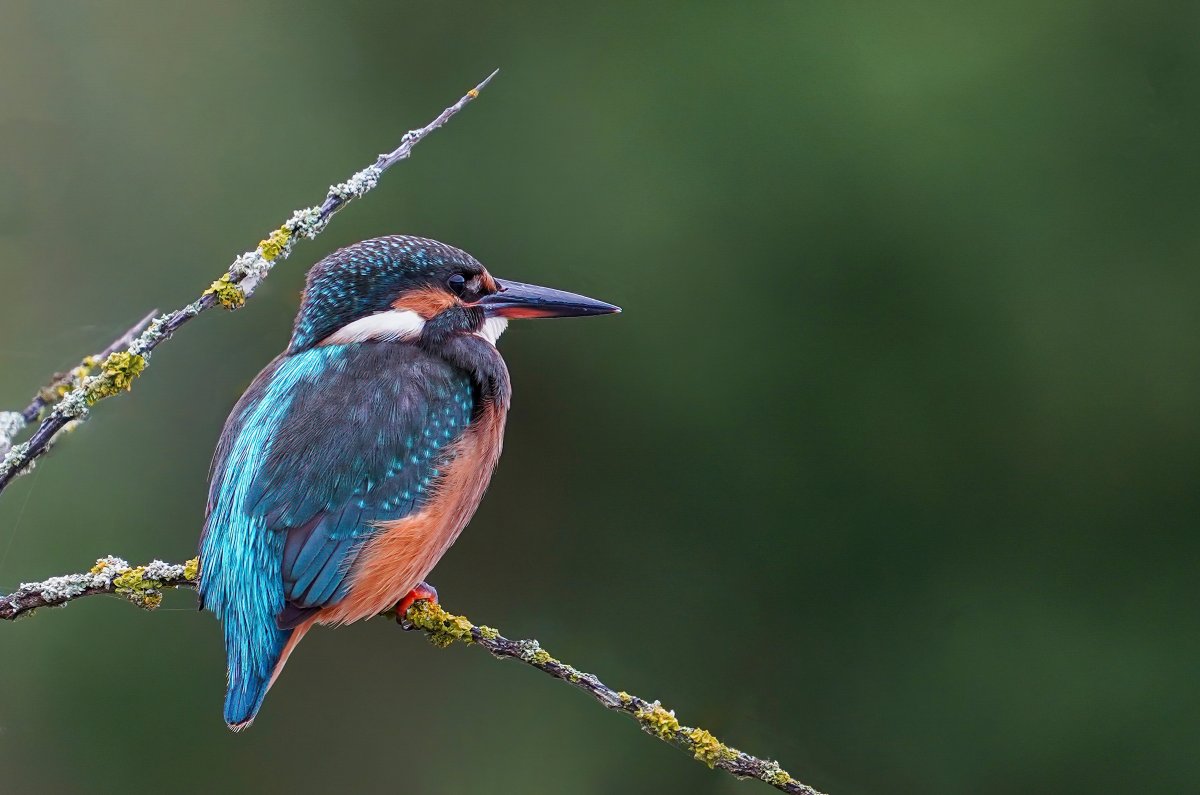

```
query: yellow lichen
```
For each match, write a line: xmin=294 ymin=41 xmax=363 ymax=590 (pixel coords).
xmin=687 ymin=728 xmax=736 ymax=768
xmin=112 ymin=566 xmax=147 ymax=590
xmin=467 ymin=88 xmax=480 ymax=98
xmin=406 ymin=600 xmax=476 ymax=647
xmin=204 ymin=274 xmax=246 ymax=309
xmin=760 ymin=761 xmax=793 ymax=786
xmin=101 ymin=351 xmax=145 ymax=391
xmin=529 ymin=648 xmax=558 ymax=666
xmin=477 ymin=625 xmax=499 ymax=640
xmin=618 ymin=691 xmax=633 ymax=704
xmin=84 ymin=351 xmax=146 ymax=404
xmin=258 ymin=227 xmax=291 ymax=261
xmin=137 ymin=591 xmax=164 ymax=609
xmin=112 ymin=566 xmax=164 ymax=610
xmin=635 ymin=702 xmax=680 ymax=739
xmin=183 ymin=557 xmax=200 ymax=582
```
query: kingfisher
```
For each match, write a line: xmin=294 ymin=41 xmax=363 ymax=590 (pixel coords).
xmin=198 ymin=235 xmax=619 ymax=730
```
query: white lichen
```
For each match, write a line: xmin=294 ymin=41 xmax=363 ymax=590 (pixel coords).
xmin=141 ymin=559 xmax=185 ymax=580
xmin=90 ymin=556 xmax=131 ymax=584
xmin=0 ymin=411 xmax=25 ymax=454
xmin=126 ymin=315 xmax=170 ymax=357
xmin=15 ymin=573 xmax=94 ymax=602
xmin=328 ymin=164 xmax=382 ymax=202
xmin=0 ymin=440 xmax=33 ymax=480
xmin=283 ymin=205 xmax=327 ymax=241
xmin=227 ymin=250 xmax=272 ymax=299
xmin=516 ymin=639 xmax=545 ymax=663
xmin=13 ymin=556 xmax=130 ymax=606
xmin=54 ymin=388 xmax=90 ymax=420
xmin=758 ymin=760 xmax=790 ymax=785
xmin=229 ymin=250 xmax=272 ymax=282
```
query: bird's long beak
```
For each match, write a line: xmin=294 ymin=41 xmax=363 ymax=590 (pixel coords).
xmin=477 ymin=278 xmax=621 ymax=319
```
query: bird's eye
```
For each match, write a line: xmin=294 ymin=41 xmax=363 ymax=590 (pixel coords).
xmin=447 ymin=274 xmax=467 ymax=295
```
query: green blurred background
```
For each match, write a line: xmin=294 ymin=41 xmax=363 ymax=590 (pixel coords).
xmin=1 ymin=1 xmax=1198 ymax=793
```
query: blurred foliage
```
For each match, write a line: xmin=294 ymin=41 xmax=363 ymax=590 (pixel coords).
xmin=1 ymin=1 xmax=1199 ymax=793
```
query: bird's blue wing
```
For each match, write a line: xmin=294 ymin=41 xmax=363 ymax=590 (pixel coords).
xmin=206 ymin=342 xmax=475 ymax=626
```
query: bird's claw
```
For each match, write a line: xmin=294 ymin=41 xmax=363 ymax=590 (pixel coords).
xmin=395 ymin=581 xmax=439 ymax=630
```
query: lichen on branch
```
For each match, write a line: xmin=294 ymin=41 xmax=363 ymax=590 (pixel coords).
xmin=0 ymin=556 xmax=199 ymax=618
xmin=1 ymin=559 xmax=824 ymax=795
xmin=0 ymin=69 xmax=499 ymax=493
xmin=0 ymin=310 xmax=159 ymax=458
xmin=401 ymin=600 xmax=822 ymax=794
xmin=83 ymin=351 xmax=148 ymax=404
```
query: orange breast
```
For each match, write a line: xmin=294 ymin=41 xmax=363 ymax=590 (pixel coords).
xmin=314 ymin=401 xmax=507 ymax=626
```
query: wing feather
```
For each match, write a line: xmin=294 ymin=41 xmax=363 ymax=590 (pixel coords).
xmin=209 ymin=342 xmax=476 ymax=620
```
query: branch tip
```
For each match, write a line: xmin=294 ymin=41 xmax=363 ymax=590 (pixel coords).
xmin=476 ymin=68 xmax=500 ymax=92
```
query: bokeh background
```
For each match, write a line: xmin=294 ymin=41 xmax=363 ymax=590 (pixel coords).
xmin=1 ymin=2 xmax=1198 ymax=793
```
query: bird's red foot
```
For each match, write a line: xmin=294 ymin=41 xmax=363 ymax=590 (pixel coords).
xmin=395 ymin=581 xmax=439 ymax=629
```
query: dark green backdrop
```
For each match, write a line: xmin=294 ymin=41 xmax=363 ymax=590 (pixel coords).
xmin=1 ymin=2 xmax=1197 ymax=793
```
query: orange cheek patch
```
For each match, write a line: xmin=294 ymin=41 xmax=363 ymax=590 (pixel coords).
xmin=393 ymin=287 xmax=458 ymax=318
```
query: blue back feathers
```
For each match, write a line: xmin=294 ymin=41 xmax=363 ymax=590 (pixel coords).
xmin=200 ymin=340 xmax=476 ymax=728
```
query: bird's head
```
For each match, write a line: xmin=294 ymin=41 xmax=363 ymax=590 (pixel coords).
xmin=288 ymin=235 xmax=619 ymax=353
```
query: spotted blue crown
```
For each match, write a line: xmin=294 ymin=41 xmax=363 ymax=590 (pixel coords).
xmin=289 ymin=235 xmax=484 ymax=352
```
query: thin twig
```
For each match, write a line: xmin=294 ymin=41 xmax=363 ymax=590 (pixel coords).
xmin=0 ymin=558 xmax=824 ymax=795
xmin=0 ymin=69 xmax=498 ymax=493
xmin=19 ymin=310 xmax=160 ymax=425
xmin=0 ymin=310 xmax=158 ymax=456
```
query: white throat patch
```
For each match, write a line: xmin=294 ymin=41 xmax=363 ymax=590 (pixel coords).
xmin=323 ymin=309 xmax=426 ymax=345
xmin=322 ymin=310 xmax=509 ymax=348
xmin=475 ymin=317 xmax=509 ymax=346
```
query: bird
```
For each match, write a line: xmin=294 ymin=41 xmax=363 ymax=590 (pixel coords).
xmin=198 ymin=235 xmax=619 ymax=730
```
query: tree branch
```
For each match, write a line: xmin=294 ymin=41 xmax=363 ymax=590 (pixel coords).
xmin=0 ymin=556 xmax=198 ymax=616
xmin=0 ymin=310 xmax=159 ymax=457
xmin=1 ymin=558 xmax=825 ymax=795
xmin=0 ymin=69 xmax=498 ymax=493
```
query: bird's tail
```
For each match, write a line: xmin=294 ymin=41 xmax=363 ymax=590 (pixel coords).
xmin=224 ymin=621 xmax=310 ymax=731
xmin=224 ymin=625 xmax=290 ymax=731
